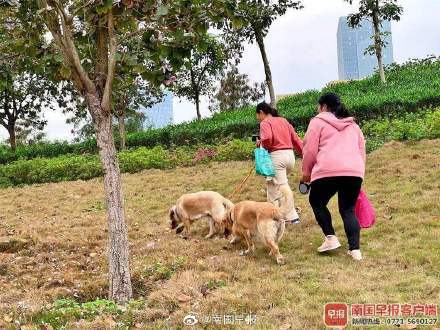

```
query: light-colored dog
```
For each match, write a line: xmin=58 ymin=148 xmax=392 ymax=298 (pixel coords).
xmin=224 ymin=185 xmax=293 ymax=264
xmin=169 ymin=191 xmax=234 ymax=238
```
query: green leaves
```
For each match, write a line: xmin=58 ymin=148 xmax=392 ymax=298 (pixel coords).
xmin=156 ymin=5 xmax=169 ymax=17
xmin=346 ymin=0 xmax=403 ymax=27
xmin=59 ymin=65 xmax=71 ymax=79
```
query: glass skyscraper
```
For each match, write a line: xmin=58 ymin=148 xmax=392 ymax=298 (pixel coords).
xmin=337 ymin=17 xmax=393 ymax=80
xmin=139 ymin=90 xmax=174 ymax=129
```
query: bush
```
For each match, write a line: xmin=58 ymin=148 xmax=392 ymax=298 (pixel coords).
xmin=0 ymin=140 xmax=98 ymax=165
xmin=118 ymin=146 xmax=173 ymax=173
xmin=2 ymin=57 xmax=438 ymax=164
xmin=0 ymin=109 xmax=438 ymax=188
xmin=277 ymin=57 xmax=440 ymax=130
xmin=363 ymin=109 xmax=440 ymax=151
xmin=0 ymin=140 xmax=254 ymax=187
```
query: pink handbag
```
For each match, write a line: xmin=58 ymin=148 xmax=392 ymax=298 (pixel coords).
xmin=355 ymin=190 xmax=376 ymax=228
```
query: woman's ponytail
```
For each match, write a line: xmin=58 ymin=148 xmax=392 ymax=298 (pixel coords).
xmin=334 ymin=102 xmax=349 ymax=118
xmin=256 ymin=102 xmax=279 ymax=117
xmin=318 ymin=92 xmax=350 ymax=119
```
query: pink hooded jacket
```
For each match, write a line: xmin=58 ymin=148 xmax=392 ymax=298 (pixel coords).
xmin=302 ymin=111 xmax=366 ymax=182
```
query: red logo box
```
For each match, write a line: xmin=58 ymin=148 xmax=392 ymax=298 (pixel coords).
xmin=324 ymin=303 xmax=348 ymax=327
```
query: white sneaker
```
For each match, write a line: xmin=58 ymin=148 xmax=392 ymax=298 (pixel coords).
xmin=348 ymin=249 xmax=363 ymax=261
xmin=317 ymin=235 xmax=341 ymax=252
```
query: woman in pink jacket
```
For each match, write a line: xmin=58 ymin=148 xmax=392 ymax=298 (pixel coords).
xmin=301 ymin=93 xmax=366 ymax=261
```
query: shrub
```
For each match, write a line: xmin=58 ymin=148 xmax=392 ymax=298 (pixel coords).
xmin=118 ymin=146 xmax=172 ymax=173
xmin=363 ymin=109 xmax=440 ymax=151
xmin=0 ymin=155 xmax=102 ymax=186
xmin=2 ymin=57 xmax=438 ymax=164
xmin=0 ymin=109 xmax=438 ymax=188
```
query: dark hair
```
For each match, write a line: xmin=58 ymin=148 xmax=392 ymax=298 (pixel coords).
xmin=318 ymin=92 xmax=350 ymax=118
xmin=256 ymin=102 xmax=279 ymax=117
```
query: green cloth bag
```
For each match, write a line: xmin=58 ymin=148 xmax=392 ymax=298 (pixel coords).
xmin=254 ymin=147 xmax=275 ymax=177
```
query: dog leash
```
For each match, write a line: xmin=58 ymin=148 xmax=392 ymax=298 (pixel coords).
xmin=227 ymin=165 xmax=255 ymax=201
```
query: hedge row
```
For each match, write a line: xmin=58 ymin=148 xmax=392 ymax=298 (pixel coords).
xmin=0 ymin=140 xmax=98 ymax=165
xmin=0 ymin=139 xmax=254 ymax=187
xmin=0 ymin=110 xmax=438 ymax=188
xmin=1 ymin=57 xmax=439 ymax=164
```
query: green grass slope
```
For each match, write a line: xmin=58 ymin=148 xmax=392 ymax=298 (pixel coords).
xmin=0 ymin=139 xmax=438 ymax=329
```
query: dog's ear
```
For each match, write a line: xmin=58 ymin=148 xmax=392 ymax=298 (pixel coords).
xmin=169 ymin=207 xmax=175 ymax=220
xmin=175 ymin=225 xmax=184 ymax=234
xmin=227 ymin=209 xmax=234 ymax=225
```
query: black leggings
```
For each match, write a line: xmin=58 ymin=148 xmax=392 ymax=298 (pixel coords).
xmin=309 ymin=176 xmax=362 ymax=250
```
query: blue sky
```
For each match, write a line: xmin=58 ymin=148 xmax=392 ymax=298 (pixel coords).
xmin=1 ymin=0 xmax=439 ymax=141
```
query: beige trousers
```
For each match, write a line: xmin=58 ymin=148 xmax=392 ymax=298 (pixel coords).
xmin=266 ymin=149 xmax=299 ymax=220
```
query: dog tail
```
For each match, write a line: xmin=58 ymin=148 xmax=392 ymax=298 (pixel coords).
xmin=222 ymin=198 xmax=234 ymax=211
xmin=278 ymin=185 xmax=294 ymax=220
xmin=269 ymin=208 xmax=286 ymax=242
xmin=275 ymin=217 xmax=285 ymax=243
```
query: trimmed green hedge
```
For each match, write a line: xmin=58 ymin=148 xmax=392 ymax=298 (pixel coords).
xmin=0 ymin=140 xmax=254 ymax=187
xmin=277 ymin=57 xmax=440 ymax=130
xmin=0 ymin=140 xmax=98 ymax=165
xmin=1 ymin=57 xmax=439 ymax=164
xmin=0 ymin=110 xmax=438 ymax=188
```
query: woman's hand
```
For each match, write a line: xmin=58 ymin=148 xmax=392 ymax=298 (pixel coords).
xmin=301 ymin=174 xmax=311 ymax=183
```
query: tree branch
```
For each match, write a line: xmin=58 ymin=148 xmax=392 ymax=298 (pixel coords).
xmin=39 ymin=0 xmax=95 ymax=95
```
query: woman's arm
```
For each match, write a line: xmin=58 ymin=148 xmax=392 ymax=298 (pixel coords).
xmin=289 ymin=124 xmax=303 ymax=156
xmin=302 ymin=120 xmax=321 ymax=179
xmin=259 ymin=120 xmax=273 ymax=149
xmin=358 ymin=128 xmax=366 ymax=164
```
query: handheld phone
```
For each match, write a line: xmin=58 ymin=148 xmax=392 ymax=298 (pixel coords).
xmin=299 ymin=182 xmax=311 ymax=194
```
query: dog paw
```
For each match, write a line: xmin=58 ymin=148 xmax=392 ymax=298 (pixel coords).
xmin=276 ymin=256 xmax=286 ymax=265
xmin=239 ymin=250 xmax=248 ymax=256
xmin=229 ymin=237 xmax=239 ymax=244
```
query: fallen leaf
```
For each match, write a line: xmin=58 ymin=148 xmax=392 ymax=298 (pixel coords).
xmin=177 ymin=294 xmax=192 ymax=303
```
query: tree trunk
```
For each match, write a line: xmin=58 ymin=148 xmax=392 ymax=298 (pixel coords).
xmin=195 ymin=92 xmax=201 ymax=120
xmin=87 ymin=93 xmax=132 ymax=304
xmin=254 ymin=29 xmax=276 ymax=107
xmin=7 ymin=124 xmax=16 ymax=152
xmin=190 ymin=66 xmax=202 ymax=120
xmin=372 ymin=10 xmax=386 ymax=84
xmin=118 ymin=110 xmax=126 ymax=150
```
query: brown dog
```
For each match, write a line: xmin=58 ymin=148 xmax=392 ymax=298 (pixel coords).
xmin=224 ymin=185 xmax=293 ymax=264
xmin=169 ymin=191 xmax=234 ymax=238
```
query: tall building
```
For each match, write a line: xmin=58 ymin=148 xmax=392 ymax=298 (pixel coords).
xmin=139 ymin=90 xmax=174 ymax=129
xmin=337 ymin=17 xmax=393 ymax=80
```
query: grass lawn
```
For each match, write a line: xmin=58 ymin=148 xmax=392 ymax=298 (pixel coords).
xmin=0 ymin=139 xmax=439 ymax=329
